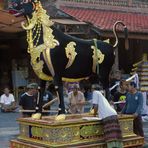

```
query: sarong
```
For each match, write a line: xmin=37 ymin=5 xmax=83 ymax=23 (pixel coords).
xmin=102 ymin=115 xmax=122 ymax=142
xmin=133 ymin=116 xmax=144 ymax=137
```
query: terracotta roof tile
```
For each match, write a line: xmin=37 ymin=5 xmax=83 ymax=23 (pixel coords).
xmin=61 ymin=7 xmax=148 ymax=33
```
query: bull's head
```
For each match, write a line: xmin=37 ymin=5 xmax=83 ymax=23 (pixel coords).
xmin=9 ymin=0 xmax=37 ymax=16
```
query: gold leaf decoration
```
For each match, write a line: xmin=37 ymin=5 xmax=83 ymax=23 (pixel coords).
xmin=22 ymin=2 xmax=59 ymax=80
xmin=65 ymin=42 xmax=77 ymax=69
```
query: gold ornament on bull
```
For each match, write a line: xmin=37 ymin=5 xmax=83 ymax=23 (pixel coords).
xmin=21 ymin=1 xmax=59 ymax=81
xmin=65 ymin=42 xmax=77 ymax=69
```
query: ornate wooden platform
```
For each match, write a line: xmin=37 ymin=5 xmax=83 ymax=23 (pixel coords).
xmin=10 ymin=114 xmax=144 ymax=148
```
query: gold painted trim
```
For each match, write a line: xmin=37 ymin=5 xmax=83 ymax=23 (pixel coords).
xmin=11 ymin=137 xmax=144 ymax=148
xmin=43 ymin=49 xmax=55 ymax=76
xmin=33 ymin=67 xmax=53 ymax=81
xmin=62 ymin=77 xmax=89 ymax=82
xmin=18 ymin=116 xmax=134 ymax=129
xmin=122 ymin=134 xmax=137 ymax=138
xmin=18 ymin=136 xmax=104 ymax=147
xmin=18 ymin=119 xmax=101 ymax=128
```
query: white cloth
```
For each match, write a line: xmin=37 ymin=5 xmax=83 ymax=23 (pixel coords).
xmin=0 ymin=94 xmax=15 ymax=105
xmin=92 ymin=90 xmax=117 ymax=119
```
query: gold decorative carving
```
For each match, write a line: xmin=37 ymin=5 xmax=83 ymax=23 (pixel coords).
xmin=11 ymin=137 xmax=144 ymax=148
xmin=44 ymin=126 xmax=80 ymax=144
xmin=80 ymin=124 xmax=103 ymax=138
xmin=22 ymin=2 xmax=59 ymax=80
xmin=65 ymin=42 xmax=77 ymax=69
xmin=120 ymin=119 xmax=136 ymax=137
xmin=20 ymin=124 xmax=29 ymax=138
xmin=31 ymin=126 xmax=43 ymax=138
xmin=16 ymin=115 xmax=144 ymax=147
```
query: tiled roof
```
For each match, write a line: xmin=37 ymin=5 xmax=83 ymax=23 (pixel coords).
xmin=59 ymin=0 xmax=148 ymax=14
xmin=61 ymin=7 xmax=148 ymax=33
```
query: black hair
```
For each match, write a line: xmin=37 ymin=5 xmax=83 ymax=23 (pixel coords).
xmin=119 ymin=79 xmax=126 ymax=86
xmin=129 ymin=81 xmax=136 ymax=88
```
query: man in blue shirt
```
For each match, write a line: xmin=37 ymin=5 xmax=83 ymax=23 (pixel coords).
xmin=122 ymin=81 xmax=144 ymax=137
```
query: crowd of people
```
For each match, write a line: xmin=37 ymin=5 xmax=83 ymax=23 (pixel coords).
xmin=0 ymin=79 xmax=146 ymax=119
xmin=0 ymin=71 xmax=147 ymax=147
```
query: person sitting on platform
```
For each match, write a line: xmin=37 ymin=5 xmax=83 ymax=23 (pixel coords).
xmin=91 ymin=84 xmax=123 ymax=148
xmin=68 ymin=84 xmax=85 ymax=114
xmin=0 ymin=87 xmax=17 ymax=112
xmin=19 ymin=83 xmax=39 ymax=117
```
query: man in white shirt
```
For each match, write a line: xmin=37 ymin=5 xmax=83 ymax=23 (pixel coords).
xmin=0 ymin=87 xmax=16 ymax=112
xmin=92 ymin=90 xmax=117 ymax=119
xmin=91 ymin=84 xmax=123 ymax=148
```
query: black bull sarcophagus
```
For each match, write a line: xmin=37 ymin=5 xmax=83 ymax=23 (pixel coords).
xmin=9 ymin=0 xmax=129 ymax=118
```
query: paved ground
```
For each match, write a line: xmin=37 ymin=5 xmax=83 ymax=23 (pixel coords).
xmin=0 ymin=112 xmax=20 ymax=148
xmin=143 ymin=117 xmax=148 ymax=148
xmin=0 ymin=110 xmax=148 ymax=148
